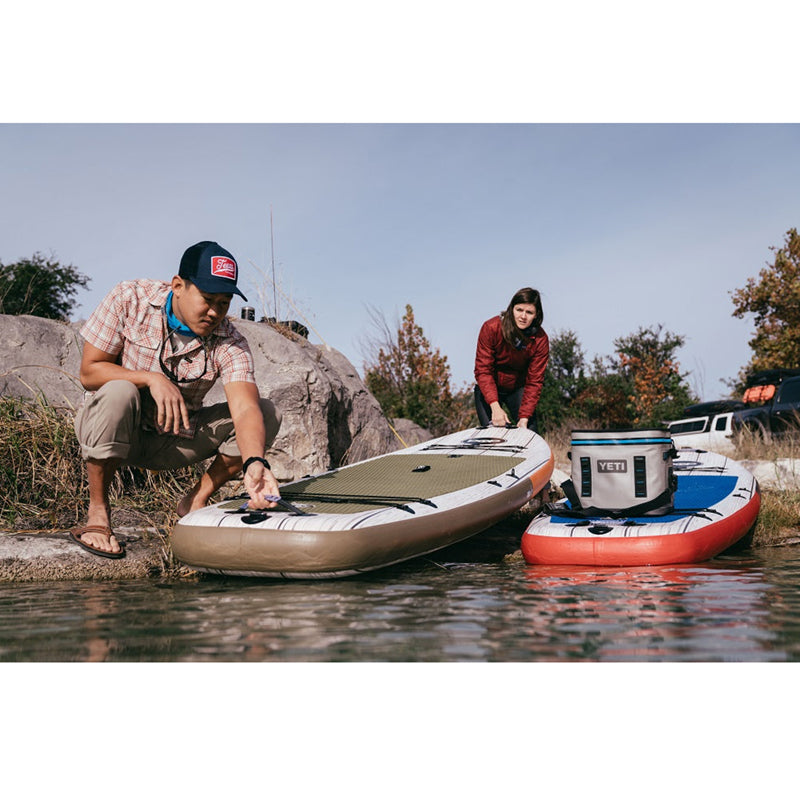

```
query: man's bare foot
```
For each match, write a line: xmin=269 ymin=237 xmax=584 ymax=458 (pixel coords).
xmin=177 ymin=456 xmax=243 ymax=517
xmin=176 ymin=491 xmax=209 ymax=518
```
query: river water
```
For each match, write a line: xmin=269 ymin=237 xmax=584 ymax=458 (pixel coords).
xmin=3 ymin=531 xmax=800 ymax=662
xmin=6 ymin=532 xmax=799 ymax=798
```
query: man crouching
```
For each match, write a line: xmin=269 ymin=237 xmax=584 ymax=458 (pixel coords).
xmin=71 ymin=240 xmax=281 ymax=559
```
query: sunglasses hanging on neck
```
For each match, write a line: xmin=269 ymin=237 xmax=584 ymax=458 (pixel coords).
xmin=159 ymin=316 xmax=209 ymax=384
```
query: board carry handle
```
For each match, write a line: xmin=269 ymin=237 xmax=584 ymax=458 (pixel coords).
xmin=231 ymin=497 xmax=313 ymax=516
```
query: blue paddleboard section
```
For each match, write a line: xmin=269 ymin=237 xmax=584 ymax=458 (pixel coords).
xmin=551 ymin=475 xmax=739 ymax=524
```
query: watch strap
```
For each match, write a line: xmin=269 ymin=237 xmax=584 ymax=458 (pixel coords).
xmin=243 ymin=456 xmax=271 ymax=474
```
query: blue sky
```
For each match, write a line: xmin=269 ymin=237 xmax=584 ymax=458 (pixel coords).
xmin=2 ymin=123 xmax=799 ymax=402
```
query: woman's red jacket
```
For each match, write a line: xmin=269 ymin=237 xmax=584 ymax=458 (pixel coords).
xmin=473 ymin=315 xmax=550 ymax=420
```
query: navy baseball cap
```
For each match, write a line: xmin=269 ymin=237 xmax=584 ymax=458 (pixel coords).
xmin=179 ymin=241 xmax=248 ymax=301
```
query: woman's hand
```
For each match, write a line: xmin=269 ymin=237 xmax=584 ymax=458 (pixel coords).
xmin=490 ymin=401 xmax=510 ymax=427
xmin=517 ymin=417 xmax=528 ymax=429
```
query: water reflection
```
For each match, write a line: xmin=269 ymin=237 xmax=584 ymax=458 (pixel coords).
xmin=2 ymin=547 xmax=800 ymax=662
xmin=517 ymin=560 xmax=779 ymax=661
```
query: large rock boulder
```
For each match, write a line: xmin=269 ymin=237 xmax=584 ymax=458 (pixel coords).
xmin=0 ymin=314 xmax=84 ymax=408
xmin=0 ymin=313 xmax=399 ymax=480
xmin=205 ymin=319 xmax=400 ymax=478
xmin=391 ymin=418 xmax=434 ymax=447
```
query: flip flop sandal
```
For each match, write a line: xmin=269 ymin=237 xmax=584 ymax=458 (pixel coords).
xmin=70 ymin=525 xmax=126 ymax=559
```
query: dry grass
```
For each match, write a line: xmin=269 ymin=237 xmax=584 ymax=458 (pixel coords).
xmin=752 ymin=491 xmax=800 ymax=546
xmin=546 ymin=417 xmax=800 ymax=464
xmin=0 ymin=395 xmax=216 ymax=531
xmin=730 ymin=426 xmax=800 ymax=461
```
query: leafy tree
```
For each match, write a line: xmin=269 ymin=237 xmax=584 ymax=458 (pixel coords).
xmin=731 ymin=228 xmax=800 ymax=384
xmin=613 ymin=325 xmax=696 ymax=426
xmin=572 ymin=355 xmax=633 ymax=428
xmin=537 ymin=329 xmax=589 ymax=431
xmin=0 ymin=253 xmax=90 ymax=320
xmin=542 ymin=326 xmax=694 ymax=429
xmin=363 ymin=304 xmax=470 ymax=436
xmin=472 ymin=324 xmax=683 ymax=432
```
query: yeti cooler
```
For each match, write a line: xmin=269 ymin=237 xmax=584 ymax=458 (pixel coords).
xmin=564 ymin=428 xmax=677 ymax=517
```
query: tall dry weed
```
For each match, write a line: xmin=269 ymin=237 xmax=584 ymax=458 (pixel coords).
xmin=0 ymin=396 xmax=210 ymax=530
xmin=730 ymin=426 xmax=800 ymax=461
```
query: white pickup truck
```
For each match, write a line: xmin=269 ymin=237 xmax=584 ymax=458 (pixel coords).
xmin=667 ymin=400 xmax=744 ymax=454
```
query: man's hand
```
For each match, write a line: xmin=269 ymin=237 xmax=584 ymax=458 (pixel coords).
xmin=79 ymin=342 xmax=191 ymax=436
xmin=225 ymin=382 xmax=276 ymax=508
xmin=147 ymin=372 xmax=191 ymax=435
xmin=244 ymin=460 xmax=280 ymax=509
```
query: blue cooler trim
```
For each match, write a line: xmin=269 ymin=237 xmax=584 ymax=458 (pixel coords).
xmin=570 ymin=437 xmax=673 ymax=446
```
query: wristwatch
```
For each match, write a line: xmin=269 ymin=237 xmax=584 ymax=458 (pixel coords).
xmin=243 ymin=456 xmax=271 ymax=474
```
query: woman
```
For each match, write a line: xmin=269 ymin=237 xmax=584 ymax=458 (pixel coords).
xmin=474 ymin=287 xmax=549 ymax=431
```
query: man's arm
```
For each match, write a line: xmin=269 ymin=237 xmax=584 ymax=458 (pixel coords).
xmin=224 ymin=380 xmax=280 ymax=508
xmin=79 ymin=342 xmax=191 ymax=435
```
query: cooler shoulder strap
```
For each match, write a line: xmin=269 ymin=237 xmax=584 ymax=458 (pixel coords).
xmin=553 ymin=479 xmax=676 ymax=520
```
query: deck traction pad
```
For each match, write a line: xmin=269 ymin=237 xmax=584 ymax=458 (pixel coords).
xmin=222 ymin=453 xmax=526 ymax=514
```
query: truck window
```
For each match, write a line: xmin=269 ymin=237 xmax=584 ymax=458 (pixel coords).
xmin=776 ymin=379 xmax=800 ymax=406
xmin=669 ymin=418 xmax=707 ymax=434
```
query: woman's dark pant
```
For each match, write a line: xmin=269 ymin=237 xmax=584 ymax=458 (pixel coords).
xmin=474 ymin=385 xmax=538 ymax=431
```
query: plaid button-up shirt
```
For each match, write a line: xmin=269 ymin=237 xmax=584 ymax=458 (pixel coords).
xmin=80 ymin=279 xmax=256 ymax=411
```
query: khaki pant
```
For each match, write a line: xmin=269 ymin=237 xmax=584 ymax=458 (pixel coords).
xmin=74 ymin=379 xmax=281 ymax=470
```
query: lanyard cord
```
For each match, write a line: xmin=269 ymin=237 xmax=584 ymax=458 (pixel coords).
xmin=158 ymin=311 xmax=210 ymax=384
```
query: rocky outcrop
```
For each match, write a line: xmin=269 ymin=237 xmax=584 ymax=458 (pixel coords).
xmin=0 ymin=528 xmax=167 ymax=582
xmin=0 ymin=314 xmax=84 ymax=408
xmin=0 ymin=313 xmax=399 ymax=480
xmin=221 ymin=319 xmax=403 ymax=477
xmin=390 ymin=418 xmax=434 ymax=447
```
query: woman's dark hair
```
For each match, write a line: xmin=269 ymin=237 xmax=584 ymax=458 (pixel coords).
xmin=500 ymin=287 xmax=543 ymax=347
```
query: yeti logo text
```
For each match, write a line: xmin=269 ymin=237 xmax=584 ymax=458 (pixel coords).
xmin=211 ymin=256 xmax=237 ymax=280
xmin=598 ymin=460 xmax=627 ymax=473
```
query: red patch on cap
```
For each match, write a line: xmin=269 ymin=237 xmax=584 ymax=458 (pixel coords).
xmin=211 ymin=256 xmax=237 ymax=281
